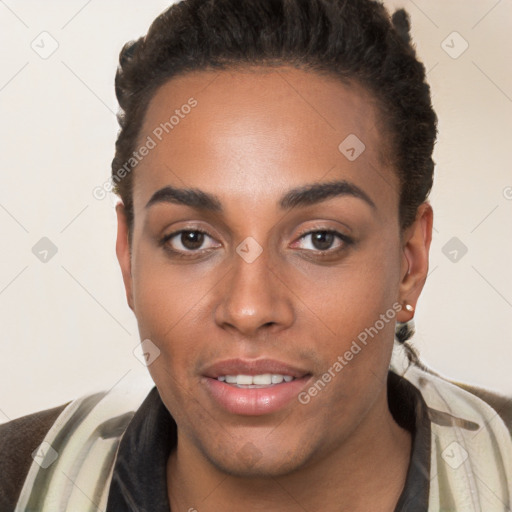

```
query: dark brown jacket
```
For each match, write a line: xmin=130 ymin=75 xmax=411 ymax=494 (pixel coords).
xmin=0 ymin=402 xmax=70 ymax=511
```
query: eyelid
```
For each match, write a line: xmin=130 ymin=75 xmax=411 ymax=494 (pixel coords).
xmin=294 ymin=224 xmax=351 ymax=239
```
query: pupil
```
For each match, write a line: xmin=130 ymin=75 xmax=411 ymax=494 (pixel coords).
xmin=182 ymin=231 xmax=204 ymax=250
xmin=312 ymin=232 xmax=333 ymax=251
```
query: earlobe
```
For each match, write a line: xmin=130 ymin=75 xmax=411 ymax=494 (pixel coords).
xmin=115 ymin=201 xmax=135 ymax=312
xmin=397 ymin=202 xmax=433 ymax=323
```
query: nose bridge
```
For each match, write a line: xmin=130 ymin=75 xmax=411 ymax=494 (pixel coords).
xmin=215 ymin=239 xmax=293 ymax=334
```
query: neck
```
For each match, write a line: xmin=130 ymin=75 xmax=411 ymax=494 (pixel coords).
xmin=167 ymin=389 xmax=412 ymax=512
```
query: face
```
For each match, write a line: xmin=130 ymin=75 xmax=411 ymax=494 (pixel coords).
xmin=116 ymin=66 xmax=431 ymax=477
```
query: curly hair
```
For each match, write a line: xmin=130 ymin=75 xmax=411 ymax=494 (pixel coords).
xmin=111 ymin=0 xmax=438 ymax=362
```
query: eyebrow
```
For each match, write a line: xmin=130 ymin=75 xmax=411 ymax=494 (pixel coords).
xmin=145 ymin=179 xmax=376 ymax=212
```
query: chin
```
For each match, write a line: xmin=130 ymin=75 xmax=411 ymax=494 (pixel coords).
xmin=208 ymin=454 xmax=306 ymax=479
xmin=200 ymin=437 xmax=315 ymax=479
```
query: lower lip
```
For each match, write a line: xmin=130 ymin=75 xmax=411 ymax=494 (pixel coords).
xmin=202 ymin=376 xmax=311 ymax=416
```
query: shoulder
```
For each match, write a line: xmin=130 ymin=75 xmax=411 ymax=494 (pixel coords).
xmin=0 ymin=401 xmax=70 ymax=511
xmin=449 ymin=379 xmax=512 ymax=436
xmin=400 ymin=351 xmax=512 ymax=438
xmin=4 ymin=377 xmax=156 ymax=511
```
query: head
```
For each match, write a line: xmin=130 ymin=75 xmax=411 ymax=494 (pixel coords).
xmin=113 ymin=0 xmax=436 ymax=477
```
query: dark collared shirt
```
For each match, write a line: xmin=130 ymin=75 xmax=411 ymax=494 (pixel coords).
xmin=106 ymin=371 xmax=431 ymax=511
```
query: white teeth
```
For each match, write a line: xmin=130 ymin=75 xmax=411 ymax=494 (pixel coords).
xmin=217 ymin=374 xmax=296 ymax=386
xmin=237 ymin=375 xmax=253 ymax=385
xmin=253 ymin=374 xmax=272 ymax=385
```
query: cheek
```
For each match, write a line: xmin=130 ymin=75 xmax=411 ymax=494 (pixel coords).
xmin=131 ymin=239 xmax=212 ymax=336
xmin=291 ymin=235 xmax=401 ymax=399
xmin=290 ymin=235 xmax=400 ymax=344
xmin=130 ymin=245 xmax=212 ymax=388
xmin=297 ymin=307 xmax=397 ymax=441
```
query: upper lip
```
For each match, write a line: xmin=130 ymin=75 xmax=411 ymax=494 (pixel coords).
xmin=202 ymin=358 xmax=311 ymax=379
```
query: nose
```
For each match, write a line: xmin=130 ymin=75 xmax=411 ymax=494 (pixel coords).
xmin=214 ymin=245 xmax=295 ymax=337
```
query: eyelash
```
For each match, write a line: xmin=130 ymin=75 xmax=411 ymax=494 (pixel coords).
xmin=159 ymin=227 xmax=354 ymax=259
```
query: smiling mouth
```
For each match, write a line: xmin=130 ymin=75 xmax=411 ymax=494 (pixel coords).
xmin=203 ymin=373 xmax=313 ymax=415
xmin=201 ymin=358 xmax=313 ymax=414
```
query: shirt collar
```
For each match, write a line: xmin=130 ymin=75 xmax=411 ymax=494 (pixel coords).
xmin=389 ymin=371 xmax=431 ymax=511
xmin=106 ymin=385 xmax=176 ymax=511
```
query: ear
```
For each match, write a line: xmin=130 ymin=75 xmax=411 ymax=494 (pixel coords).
xmin=396 ymin=202 xmax=433 ymax=323
xmin=115 ymin=201 xmax=135 ymax=312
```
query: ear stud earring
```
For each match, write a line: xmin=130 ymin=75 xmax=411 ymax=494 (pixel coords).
xmin=395 ymin=302 xmax=416 ymax=344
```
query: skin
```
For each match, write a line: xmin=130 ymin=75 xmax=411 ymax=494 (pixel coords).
xmin=115 ymin=66 xmax=433 ymax=511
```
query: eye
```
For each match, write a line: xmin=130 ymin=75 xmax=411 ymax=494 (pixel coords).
xmin=160 ymin=229 xmax=220 ymax=255
xmin=159 ymin=227 xmax=353 ymax=259
xmin=293 ymin=229 xmax=353 ymax=253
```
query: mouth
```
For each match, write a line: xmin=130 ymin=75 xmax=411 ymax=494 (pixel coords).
xmin=201 ymin=358 xmax=312 ymax=415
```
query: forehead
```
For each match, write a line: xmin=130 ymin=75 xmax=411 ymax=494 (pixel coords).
xmin=131 ymin=66 xmax=398 ymax=219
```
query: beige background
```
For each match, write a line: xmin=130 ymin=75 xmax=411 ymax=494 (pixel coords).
xmin=0 ymin=0 xmax=511 ymax=422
